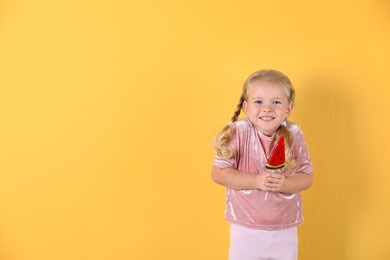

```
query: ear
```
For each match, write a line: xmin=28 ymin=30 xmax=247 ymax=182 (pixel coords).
xmin=243 ymin=100 xmax=249 ymax=114
xmin=286 ymin=102 xmax=293 ymax=117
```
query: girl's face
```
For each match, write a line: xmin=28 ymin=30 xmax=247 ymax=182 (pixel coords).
xmin=243 ymin=80 xmax=293 ymax=136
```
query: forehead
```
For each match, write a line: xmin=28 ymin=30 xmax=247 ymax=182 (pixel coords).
xmin=247 ymin=80 xmax=289 ymax=99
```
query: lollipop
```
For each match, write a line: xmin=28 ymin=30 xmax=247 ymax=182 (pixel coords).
xmin=265 ymin=135 xmax=285 ymax=200
xmin=266 ymin=135 xmax=285 ymax=170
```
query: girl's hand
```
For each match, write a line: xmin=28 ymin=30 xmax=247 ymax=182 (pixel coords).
xmin=255 ymin=172 xmax=269 ymax=191
xmin=262 ymin=171 xmax=286 ymax=192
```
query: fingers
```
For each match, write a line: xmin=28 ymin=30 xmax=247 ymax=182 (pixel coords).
xmin=265 ymin=173 xmax=282 ymax=183
xmin=263 ymin=172 xmax=285 ymax=192
xmin=267 ymin=171 xmax=283 ymax=179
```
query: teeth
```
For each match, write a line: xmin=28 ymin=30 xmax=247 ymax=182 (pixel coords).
xmin=261 ymin=117 xmax=274 ymax=121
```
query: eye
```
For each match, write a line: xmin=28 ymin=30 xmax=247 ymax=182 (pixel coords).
xmin=254 ymin=100 xmax=263 ymax=104
xmin=273 ymin=100 xmax=282 ymax=105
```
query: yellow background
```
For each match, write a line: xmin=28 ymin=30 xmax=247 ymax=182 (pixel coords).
xmin=1 ymin=0 xmax=389 ymax=259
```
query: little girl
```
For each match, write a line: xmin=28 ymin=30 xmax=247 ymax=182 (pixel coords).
xmin=212 ymin=69 xmax=313 ymax=260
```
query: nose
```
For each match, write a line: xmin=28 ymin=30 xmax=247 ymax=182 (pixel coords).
xmin=262 ymin=105 xmax=271 ymax=112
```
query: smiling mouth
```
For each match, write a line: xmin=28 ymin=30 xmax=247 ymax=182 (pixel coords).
xmin=260 ymin=116 xmax=275 ymax=121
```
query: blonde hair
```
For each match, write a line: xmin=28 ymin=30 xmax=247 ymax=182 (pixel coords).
xmin=213 ymin=69 xmax=297 ymax=170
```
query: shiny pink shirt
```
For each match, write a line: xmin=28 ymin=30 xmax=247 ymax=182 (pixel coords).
xmin=213 ymin=118 xmax=313 ymax=230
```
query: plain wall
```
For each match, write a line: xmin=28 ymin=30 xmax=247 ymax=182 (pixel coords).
xmin=0 ymin=0 xmax=389 ymax=259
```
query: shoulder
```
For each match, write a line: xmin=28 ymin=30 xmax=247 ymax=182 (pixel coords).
xmin=285 ymin=120 xmax=303 ymax=134
xmin=233 ymin=118 xmax=255 ymax=133
xmin=228 ymin=118 xmax=257 ymax=143
xmin=286 ymin=121 xmax=308 ymax=145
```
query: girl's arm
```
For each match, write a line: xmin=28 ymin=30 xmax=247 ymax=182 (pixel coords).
xmin=211 ymin=165 xmax=267 ymax=190
xmin=264 ymin=171 xmax=313 ymax=194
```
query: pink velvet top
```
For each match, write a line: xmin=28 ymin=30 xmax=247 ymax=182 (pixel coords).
xmin=213 ymin=118 xmax=313 ymax=230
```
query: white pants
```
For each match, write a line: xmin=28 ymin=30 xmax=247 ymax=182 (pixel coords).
xmin=229 ymin=224 xmax=298 ymax=260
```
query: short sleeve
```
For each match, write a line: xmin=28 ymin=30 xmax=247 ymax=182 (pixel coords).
xmin=292 ymin=126 xmax=313 ymax=174
xmin=213 ymin=156 xmax=235 ymax=168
